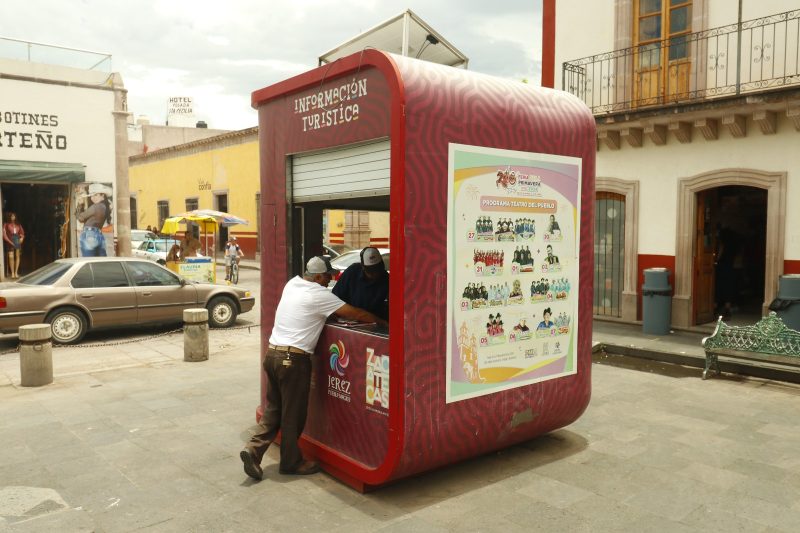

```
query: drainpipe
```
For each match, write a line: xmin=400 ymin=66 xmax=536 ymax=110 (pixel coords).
xmin=541 ymin=0 xmax=556 ymax=88
xmin=112 ymin=73 xmax=132 ymax=256
xmin=735 ymin=0 xmax=742 ymax=95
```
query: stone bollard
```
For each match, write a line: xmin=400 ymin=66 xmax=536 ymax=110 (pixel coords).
xmin=183 ymin=308 xmax=209 ymax=362
xmin=19 ymin=324 xmax=54 ymax=387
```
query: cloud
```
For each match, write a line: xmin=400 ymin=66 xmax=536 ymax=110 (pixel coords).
xmin=1 ymin=0 xmax=543 ymax=130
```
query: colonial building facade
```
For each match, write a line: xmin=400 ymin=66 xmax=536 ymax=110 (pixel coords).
xmin=555 ymin=1 xmax=800 ymax=328
xmin=0 ymin=39 xmax=131 ymax=277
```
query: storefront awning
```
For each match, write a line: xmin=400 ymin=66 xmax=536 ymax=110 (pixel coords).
xmin=0 ymin=160 xmax=86 ymax=183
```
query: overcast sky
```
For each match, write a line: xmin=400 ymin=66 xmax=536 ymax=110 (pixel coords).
xmin=1 ymin=0 xmax=543 ymax=130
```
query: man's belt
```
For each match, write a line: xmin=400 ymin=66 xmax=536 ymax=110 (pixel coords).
xmin=268 ymin=344 xmax=309 ymax=355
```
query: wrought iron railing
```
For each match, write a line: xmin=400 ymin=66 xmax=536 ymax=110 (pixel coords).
xmin=0 ymin=36 xmax=112 ymax=71
xmin=563 ymin=9 xmax=800 ymax=115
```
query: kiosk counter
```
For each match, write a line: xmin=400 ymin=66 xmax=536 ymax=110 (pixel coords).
xmin=253 ymin=50 xmax=596 ymax=491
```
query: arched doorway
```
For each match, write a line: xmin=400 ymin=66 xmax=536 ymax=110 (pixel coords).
xmin=694 ymin=186 xmax=767 ymax=324
xmin=673 ymin=169 xmax=786 ymax=328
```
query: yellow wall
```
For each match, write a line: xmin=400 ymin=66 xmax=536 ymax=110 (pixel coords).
xmin=325 ymin=209 xmax=389 ymax=247
xmin=129 ymin=134 xmax=260 ymax=254
xmin=326 ymin=209 xmax=346 ymax=243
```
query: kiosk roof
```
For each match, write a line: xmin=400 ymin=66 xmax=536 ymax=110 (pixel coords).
xmin=317 ymin=9 xmax=468 ymax=69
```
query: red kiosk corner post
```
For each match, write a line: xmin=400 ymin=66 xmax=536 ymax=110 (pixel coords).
xmin=252 ymin=50 xmax=596 ymax=492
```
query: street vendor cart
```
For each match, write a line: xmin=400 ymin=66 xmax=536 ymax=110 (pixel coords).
xmin=161 ymin=209 xmax=248 ymax=284
xmin=252 ymin=50 xmax=595 ymax=491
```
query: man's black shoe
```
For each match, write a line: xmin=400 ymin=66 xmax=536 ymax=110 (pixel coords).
xmin=279 ymin=460 xmax=320 ymax=476
xmin=240 ymin=449 xmax=263 ymax=480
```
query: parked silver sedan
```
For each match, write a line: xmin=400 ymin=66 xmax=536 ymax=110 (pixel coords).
xmin=0 ymin=257 xmax=255 ymax=344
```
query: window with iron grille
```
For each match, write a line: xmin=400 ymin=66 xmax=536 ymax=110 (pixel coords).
xmin=130 ymin=197 xmax=138 ymax=230
xmin=594 ymin=192 xmax=626 ymax=317
xmin=157 ymin=200 xmax=169 ymax=231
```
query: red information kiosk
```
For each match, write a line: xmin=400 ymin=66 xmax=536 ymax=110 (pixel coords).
xmin=252 ymin=50 xmax=595 ymax=491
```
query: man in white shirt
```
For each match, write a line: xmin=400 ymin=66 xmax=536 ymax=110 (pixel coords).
xmin=224 ymin=235 xmax=243 ymax=281
xmin=240 ymin=256 xmax=387 ymax=480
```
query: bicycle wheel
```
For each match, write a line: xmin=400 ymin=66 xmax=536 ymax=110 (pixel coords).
xmin=231 ymin=262 xmax=239 ymax=284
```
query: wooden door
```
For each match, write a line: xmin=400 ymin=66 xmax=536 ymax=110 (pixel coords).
xmin=633 ymin=0 xmax=693 ymax=106
xmin=694 ymin=189 xmax=717 ymax=324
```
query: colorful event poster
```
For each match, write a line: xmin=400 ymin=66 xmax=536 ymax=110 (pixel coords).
xmin=446 ymin=143 xmax=582 ymax=403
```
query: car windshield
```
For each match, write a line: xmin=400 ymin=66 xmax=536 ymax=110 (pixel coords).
xmin=331 ymin=252 xmax=361 ymax=269
xmin=330 ymin=250 xmax=390 ymax=271
xmin=17 ymin=262 xmax=72 ymax=285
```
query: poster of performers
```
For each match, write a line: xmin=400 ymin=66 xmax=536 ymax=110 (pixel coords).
xmin=73 ymin=182 xmax=115 ymax=257
xmin=446 ymin=144 xmax=581 ymax=403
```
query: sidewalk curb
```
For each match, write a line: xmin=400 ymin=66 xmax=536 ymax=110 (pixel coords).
xmin=595 ymin=341 xmax=800 ymax=384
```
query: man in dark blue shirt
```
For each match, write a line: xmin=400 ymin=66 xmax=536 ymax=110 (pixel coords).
xmin=332 ymin=246 xmax=389 ymax=321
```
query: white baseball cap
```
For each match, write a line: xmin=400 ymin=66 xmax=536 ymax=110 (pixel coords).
xmin=306 ymin=256 xmax=337 ymax=275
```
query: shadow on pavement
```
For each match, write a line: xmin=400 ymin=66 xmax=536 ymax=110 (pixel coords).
xmin=591 ymin=350 xmax=701 ymax=379
xmin=360 ymin=429 xmax=588 ymax=508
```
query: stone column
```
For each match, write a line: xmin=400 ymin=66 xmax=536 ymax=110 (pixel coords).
xmin=184 ymin=308 xmax=209 ymax=362
xmin=343 ymin=210 xmax=372 ymax=248
xmin=19 ymin=324 xmax=53 ymax=387
xmin=112 ymin=72 xmax=132 ymax=256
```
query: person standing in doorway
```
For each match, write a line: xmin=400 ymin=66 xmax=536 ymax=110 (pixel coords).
xmin=331 ymin=246 xmax=390 ymax=321
xmin=3 ymin=212 xmax=25 ymax=278
xmin=77 ymin=183 xmax=112 ymax=257
xmin=240 ymin=256 xmax=388 ymax=480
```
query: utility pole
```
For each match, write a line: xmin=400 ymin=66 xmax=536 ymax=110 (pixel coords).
xmin=541 ymin=0 xmax=556 ymax=88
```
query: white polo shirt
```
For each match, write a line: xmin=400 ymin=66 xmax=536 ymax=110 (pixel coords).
xmin=268 ymin=276 xmax=345 ymax=353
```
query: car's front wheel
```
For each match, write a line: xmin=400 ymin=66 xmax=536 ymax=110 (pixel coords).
xmin=46 ymin=308 xmax=88 ymax=345
xmin=207 ymin=296 xmax=237 ymax=328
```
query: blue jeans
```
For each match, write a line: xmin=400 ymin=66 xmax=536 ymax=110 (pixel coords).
xmin=80 ymin=227 xmax=107 ymax=257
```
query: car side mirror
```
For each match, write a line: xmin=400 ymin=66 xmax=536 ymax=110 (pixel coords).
xmin=180 ymin=278 xmax=186 ymax=287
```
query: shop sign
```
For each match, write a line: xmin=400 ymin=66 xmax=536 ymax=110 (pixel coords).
xmin=168 ymin=96 xmax=194 ymax=116
xmin=446 ymin=144 xmax=582 ymax=403
xmin=293 ymin=77 xmax=368 ymax=133
xmin=365 ymin=347 xmax=389 ymax=415
xmin=328 ymin=341 xmax=351 ymax=402
xmin=0 ymin=111 xmax=67 ymax=151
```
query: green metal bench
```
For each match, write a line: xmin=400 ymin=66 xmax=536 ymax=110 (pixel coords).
xmin=701 ymin=312 xmax=800 ymax=380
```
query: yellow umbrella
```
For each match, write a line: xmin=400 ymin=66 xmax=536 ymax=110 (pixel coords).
xmin=160 ymin=215 xmax=218 ymax=235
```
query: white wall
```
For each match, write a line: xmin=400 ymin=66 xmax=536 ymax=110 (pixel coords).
xmin=554 ymin=0 xmax=615 ymax=90
xmin=597 ymin=115 xmax=800 ymax=260
xmin=0 ymin=78 xmax=116 ymax=182
xmin=742 ymin=0 xmax=798 ymax=21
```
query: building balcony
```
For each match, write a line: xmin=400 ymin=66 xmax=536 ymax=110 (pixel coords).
xmin=563 ymin=9 xmax=800 ymax=118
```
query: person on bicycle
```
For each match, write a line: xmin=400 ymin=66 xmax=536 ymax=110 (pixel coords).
xmin=224 ymin=235 xmax=244 ymax=281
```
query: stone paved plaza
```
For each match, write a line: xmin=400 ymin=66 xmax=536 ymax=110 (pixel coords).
xmin=1 ymin=328 xmax=800 ymax=532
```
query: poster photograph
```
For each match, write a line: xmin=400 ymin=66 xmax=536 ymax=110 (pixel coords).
xmin=74 ymin=182 xmax=115 ymax=257
xmin=446 ymin=143 xmax=582 ymax=403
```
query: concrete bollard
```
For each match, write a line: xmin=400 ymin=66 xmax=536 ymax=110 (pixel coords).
xmin=183 ymin=308 xmax=209 ymax=362
xmin=19 ymin=324 xmax=53 ymax=387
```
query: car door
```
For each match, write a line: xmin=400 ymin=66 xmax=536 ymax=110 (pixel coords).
xmin=124 ymin=261 xmax=198 ymax=324
xmin=133 ymin=240 xmax=152 ymax=260
xmin=71 ymin=262 xmax=138 ymax=327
